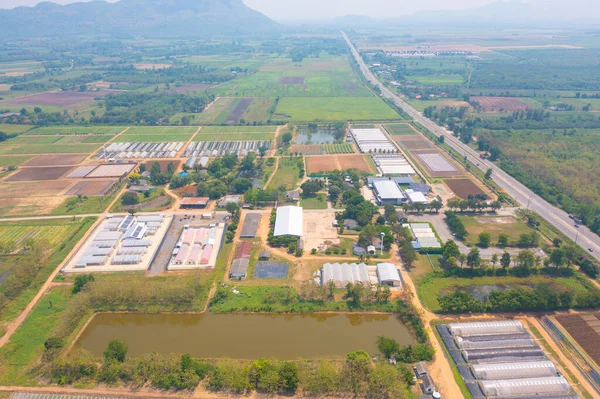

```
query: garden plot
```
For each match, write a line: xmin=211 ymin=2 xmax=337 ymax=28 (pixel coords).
xmin=555 ymin=313 xmax=600 ymax=368
xmin=66 ymin=180 xmax=117 ymax=196
xmin=470 ymin=96 xmax=529 ymax=112
xmin=290 ymin=144 xmax=322 ymax=155
xmin=306 ymin=154 xmax=372 ymax=175
xmin=2 ymin=90 xmax=115 ymax=107
xmin=183 ymin=140 xmax=271 ymax=158
xmin=97 ymin=142 xmax=185 ymax=160
xmin=23 ymin=154 xmax=86 ymax=167
xmin=225 ymin=98 xmax=253 ymax=124
xmin=445 ymin=178 xmax=485 ymax=198
xmin=0 ymin=221 xmax=73 ymax=249
xmin=5 ymin=166 xmax=72 ymax=182
xmin=394 ymin=135 xmax=434 ymax=150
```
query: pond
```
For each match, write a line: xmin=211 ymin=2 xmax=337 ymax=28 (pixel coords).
xmin=75 ymin=312 xmax=414 ymax=359
xmin=297 ymin=128 xmax=336 ymax=144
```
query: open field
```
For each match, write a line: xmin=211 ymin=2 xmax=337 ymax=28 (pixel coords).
xmin=411 ymin=74 xmax=463 ymax=85
xmin=65 ymin=180 xmax=117 ymax=196
xmin=170 ymin=83 xmax=213 ymax=94
xmin=7 ymin=136 xmax=63 ymax=145
xmin=300 ymin=193 xmax=328 ymax=210
xmin=5 ymin=166 xmax=72 ymax=181
xmin=193 ymin=97 xmax=236 ymax=124
xmin=395 ymin=135 xmax=434 ymax=150
xmin=0 ymin=143 xmax=102 ymax=155
xmin=200 ymin=125 xmax=279 ymax=133
xmin=225 ymin=97 xmax=253 ymax=124
xmin=384 ymin=123 xmax=419 ymax=135
xmin=122 ymin=126 xmax=198 ymax=136
xmin=111 ymin=133 xmax=192 ymax=143
xmin=241 ymin=97 xmax=276 ymax=123
xmin=275 ymin=97 xmax=399 ymax=121
xmin=24 ymin=126 xmax=125 ymax=135
xmin=0 ymin=156 xmax=32 ymax=167
xmin=0 ymin=180 xmax=72 ymax=216
xmin=267 ymin=157 xmax=302 ymax=190
xmin=0 ymin=124 xmax=33 ymax=135
xmin=458 ymin=215 xmax=535 ymax=246
xmin=0 ymin=219 xmax=75 ymax=249
xmin=23 ymin=154 xmax=85 ymax=167
xmin=306 ymin=154 xmax=372 ymax=174
xmin=444 ymin=178 xmax=485 ymax=198
xmin=1 ymin=90 xmax=113 ymax=107
xmin=406 ymin=99 xmax=471 ymax=112
xmin=470 ymin=96 xmax=530 ymax=112
xmin=290 ymin=144 xmax=321 ymax=155
xmin=193 ymin=132 xmax=274 ymax=141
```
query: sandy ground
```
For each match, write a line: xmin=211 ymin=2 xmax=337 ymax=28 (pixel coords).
xmin=303 ymin=210 xmax=339 ymax=249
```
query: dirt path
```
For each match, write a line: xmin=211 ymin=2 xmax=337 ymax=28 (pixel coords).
xmin=521 ymin=316 xmax=597 ymax=398
xmin=263 ymin=157 xmax=279 ymax=188
xmin=392 ymin=243 xmax=464 ymax=399
xmin=0 ymin=385 xmax=226 ymax=399
xmin=0 ymin=216 xmax=103 ymax=348
xmin=177 ymin=127 xmax=199 ymax=158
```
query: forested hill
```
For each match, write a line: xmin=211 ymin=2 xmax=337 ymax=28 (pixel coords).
xmin=0 ymin=0 xmax=279 ymax=38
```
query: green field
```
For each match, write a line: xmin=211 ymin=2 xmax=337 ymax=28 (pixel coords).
xmin=267 ymin=157 xmax=302 ymax=190
xmin=0 ymin=219 xmax=76 ymax=249
xmin=0 ymin=156 xmax=32 ymax=167
xmin=25 ymin=126 xmax=125 ymax=135
xmin=411 ymin=74 xmax=464 ymax=85
xmin=112 ymin=133 xmax=193 ymax=143
xmin=81 ymin=135 xmax=114 ymax=144
xmin=193 ymin=97 xmax=236 ymax=124
xmin=122 ymin=126 xmax=198 ymax=136
xmin=0 ymin=143 xmax=102 ymax=154
xmin=52 ymin=188 xmax=121 ymax=215
xmin=384 ymin=123 xmax=419 ymax=135
xmin=300 ymin=193 xmax=328 ymax=209
xmin=193 ymin=133 xmax=274 ymax=141
xmin=458 ymin=215 xmax=536 ymax=246
xmin=6 ymin=136 xmax=62 ymax=144
xmin=0 ymin=124 xmax=33 ymax=135
xmin=322 ymin=144 xmax=355 ymax=154
xmin=242 ymin=97 xmax=276 ymax=123
xmin=200 ymin=125 xmax=279 ymax=133
xmin=275 ymin=97 xmax=399 ymax=121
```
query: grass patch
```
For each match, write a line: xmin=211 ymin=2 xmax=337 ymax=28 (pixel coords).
xmin=122 ymin=126 xmax=198 ymax=136
xmin=300 ymin=193 xmax=327 ymax=209
xmin=267 ymin=157 xmax=302 ymax=190
xmin=275 ymin=97 xmax=400 ymax=121
xmin=111 ymin=133 xmax=193 ymax=143
xmin=200 ymin=125 xmax=279 ymax=133
xmin=458 ymin=214 xmax=534 ymax=246
xmin=52 ymin=189 xmax=121 ymax=215
xmin=384 ymin=123 xmax=419 ymax=135
xmin=110 ymin=188 xmax=173 ymax=213
xmin=25 ymin=126 xmax=125 ymax=135
xmin=0 ymin=124 xmax=34 ymax=135
xmin=0 ymin=155 xmax=32 ymax=167
xmin=193 ymin=132 xmax=275 ymax=141
xmin=242 ymin=97 xmax=276 ymax=123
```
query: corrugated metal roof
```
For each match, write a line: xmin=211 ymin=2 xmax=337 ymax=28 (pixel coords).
xmin=471 ymin=361 xmax=557 ymax=380
xmin=377 ymin=263 xmax=401 ymax=283
xmin=479 ymin=377 xmax=569 ymax=397
xmin=373 ymin=180 xmax=405 ymax=200
xmin=274 ymin=206 xmax=303 ymax=237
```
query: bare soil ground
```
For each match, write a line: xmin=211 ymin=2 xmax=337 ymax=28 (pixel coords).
xmin=142 ymin=160 xmax=182 ymax=173
xmin=3 ymin=90 xmax=113 ymax=107
xmin=303 ymin=211 xmax=340 ymax=250
xmin=225 ymin=98 xmax=253 ymax=124
xmin=556 ymin=313 xmax=600 ymax=367
xmin=24 ymin=154 xmax=85 ymax=167
xmin=395 ymin=136 xmax=434 ymax=150
xmin=279 ymin=77 xmax=305 ymax=84
xmin=134 ymin=63 xmax=172 ymax=70
xmin=360 ymin=43 xmax=491 ymax=52
xmin=66 ymin=180 xmax=117 ymax=196
xmin=410 ymin=149 xmax=462 ymax=177
xmin=5 ymin=166 xmax=72 ymax=181
xmin=0 ymin=180 xmax=71 ymax=198
xmin=290 ymin=144 xmax=321 ymax=155
xmin=444 ymin=178 xmax=485 ymax=198
xmin=338 ymin=155 xmax=373 ymax=173
xmin=306 ymin=154 xmax=372 ymax=174
xmin=0 ymin=180 xmax=71 ymax=215
xmin=470 ymin=96 xmax=529 ymax=112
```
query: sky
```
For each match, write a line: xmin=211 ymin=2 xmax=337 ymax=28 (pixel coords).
xmin=0 ymin=0 xmax=502 ymax=19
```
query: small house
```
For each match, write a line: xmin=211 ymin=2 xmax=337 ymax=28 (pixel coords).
xmin=414 ymin=361 xmax=429 ymax=378
xmin=286 ymin=190 xmax=300 ymax=202
xmin=367 ymin=245 xmax=376 ymax=255
xmin=344 ymin=219 xmax=359 ymax=230
xmin=259 ymin=250 xmax=271 ymax=260
xmin=421 ymin=374 xmax=435 ymax=394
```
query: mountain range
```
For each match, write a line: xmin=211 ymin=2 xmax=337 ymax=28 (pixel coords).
xmin=0 ymin=0 xmax=279 ymax=39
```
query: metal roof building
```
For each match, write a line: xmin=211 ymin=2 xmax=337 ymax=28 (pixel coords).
xmin=448 ymin=321 xmax=526 ymax=337
xmin=455 ymin=336 xmax=535 ymax=350
xmin=471 ymin=361 xmax=558 ymax=380
xmin=274 ymin=206 xmax=303 ymax=237
xmin=321 ymin=262 xmax=370 ymax=288
xmin=373 ymin=180 xmax=406 ymax=205
xmin=372 ymin=155 xmax=416 ymax=175
xmin=405 ymin=189 xmax=428 ymax=204
xmin=462 ymin=347 xmax=546 ymax=364
xmin=240 ymin=213 xmax=261 ymax=238
xmin=230 ymin=258 xmax=249 ymax=279
xmin=350 ymin=128 xmax=397 ymax=153
xmin=479 ymin=377 xmax=570 ymax=397
xmin=254 ymin=262 xmax=289 ymax=279
xmin=376 ymin=263 xmax=402 ymax=287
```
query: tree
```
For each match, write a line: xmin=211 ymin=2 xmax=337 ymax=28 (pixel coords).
xmin=104 ymin=339 xmax=128 ymax=363
xmin=279 ymin=362 xmax=299 ymax=392
xmin=225 ymin=202 xmax=239 ymax=216
xmin=72 ymin=274 xmax=94 ymax=294
xmin=549 ymin=248 xmax=566 ymax=269
xmin=376 ymin=336 xmax=399 ymax=359
xmin=497 ymin=233 xmax=509 ymax=247
xmin=442 ymin=239 xmax=461 ymax=261
xmin=231 ymin=178 xmax=253 ymax=194
xmin=300 ymin=180 xmax=324 ymax=196
xmin=484 ymin=168 xmax=493 ymax=179
xmin=466 ymin=247 xmax=481 ymax=269
xmin=501 ymin=252 xmax=511 ymax=269
xmin=121 ymin=191 xmax=139 ymax=205
xmin=491 ymin=253 xmax=499 ymax=268
xmin=282 ymin=132 xmax=293 ymax=144
xmin=516 ymin=249 xmax=535 ymax=270
xmin=478 ymin=232 xmax=491 ymax=248
xmin=458 ymin=253 xmax=467 ymax=268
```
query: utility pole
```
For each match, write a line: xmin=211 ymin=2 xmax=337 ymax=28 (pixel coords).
xmin=380 ymin=232 xmax=385 ymax=256
xmin=526 ymin=196 xmax=532 ymax=211
xmin=575 ymin=231 xmax=580 ymax=245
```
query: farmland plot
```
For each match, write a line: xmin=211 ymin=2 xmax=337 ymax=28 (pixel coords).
xmin=0 ymin=221 xmax=74 ymax=249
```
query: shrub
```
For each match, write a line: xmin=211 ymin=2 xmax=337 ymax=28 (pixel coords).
xmin=104 ymin=339 xmax=128 ymax=363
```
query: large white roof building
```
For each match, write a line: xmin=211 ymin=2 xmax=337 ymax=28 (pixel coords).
xmin=274 ymin=206 xmax=303 ymax=237
xmin=350 ymin=128 xmax=397 ymax=153
xmin=373 ymin=180 xmax=405 ymax=205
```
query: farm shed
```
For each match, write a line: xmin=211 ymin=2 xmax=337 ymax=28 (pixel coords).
xmin=455 ymin=336 xmax=535 ymax=350
xmin=180 ymin=197 xmax=209 ymax=209
xmin=110 ymin=255 xmax=143 ymax=265
xmin=259 ymin=250 xmax=271 ymax=260
xmin=376 ymin=263 xmax=402 ymax=287
xmin=121 ymin=239 xmax=151 ymax=247
xmin=240 ymin=213 xmax=261 ymax=238
xmin=373 ymin=180 xmax=406 ymax=205
xmin=83 ymin=247 xmax=113 ymax=257
xmin=448 ymin=321 xmax=526 ymax=337
xmin=471 ymin=361 xmax=558 ymax=380
xmin=274 ymin=206 xmax=303 ymax=237
xmin=286 ymin=190 xmax=300 ymax=202
xmin=405 ymin=189 xmax=428 ymax=204
xmin=74 ymin=255 xmax=107 ymax=268
xmin=413 ymin=362 xmax=429 ymax=378
xmin=462 ymin=347 xmax=545 ymax=364
xmin=321 ymin=262 xmax=370 ymax=288
xmin=478 ymin=377 xmax=570 ymax=397
xmin=230 ymin=258 xmax=249 ymax=279
xmin=420 ymin=374 xmax=435 ymax=394
xmin=344 ymin=219 xmax=359 ymax=230
xmin=367 ymin=176 xmax=414 ymax=187
xmin=254 ymin=262 xmax=289 ymax=279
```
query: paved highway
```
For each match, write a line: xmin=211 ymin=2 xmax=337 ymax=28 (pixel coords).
xmin=342 ymin=31 xmax=600 ymax=261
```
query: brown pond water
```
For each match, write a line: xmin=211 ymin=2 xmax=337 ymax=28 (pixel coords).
xmin=75 ymin=312 xmax=414 ymax=359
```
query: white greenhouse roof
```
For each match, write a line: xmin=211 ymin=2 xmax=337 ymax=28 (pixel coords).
xmin=274 ymin=206 xmax=303 ymax=237
xmin=322 ymin=262 xmax=370 ymax=286
xmin=448 ymin=321 xmax=525 ymax=337
xmin=373 ymin=180 xmax=405 ymax=200
xmin=376 ymin=263 xmax=401 ymax=283
xmin=471 ymin=361 xmax=557 ymax=380
xmin=405 ymin=189 xmax=428 ymax=203
xmin=479 ymin=377 xmax=570 ymax=397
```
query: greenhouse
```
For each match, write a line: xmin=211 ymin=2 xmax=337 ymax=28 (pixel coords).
xmin=459 ymin=332 xmax=530 ymax=342
xmin=479 ymin=376 xmax=570 ymax=397
xmin=455 ymin=336 xmax=535 ymax=350
xmin=462 ymin=347 xmax=546 ymax=364
xmin=448 ymin=320 xmax=525 ymax=337
xmin=471 ymin=361 xmax=558 ymax=380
